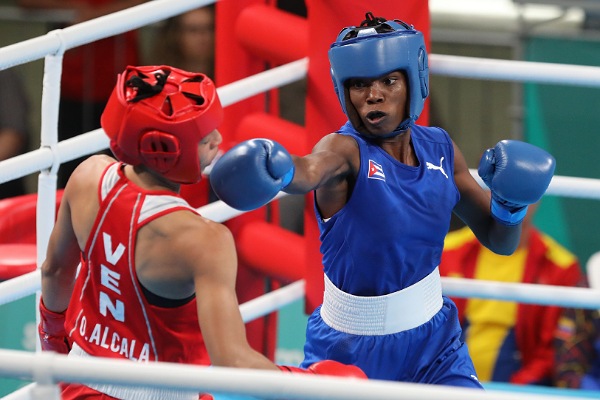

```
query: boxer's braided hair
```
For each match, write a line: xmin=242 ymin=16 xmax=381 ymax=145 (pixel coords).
xmin=360 ymin=11 xmax=387 ymax=27
xmin=126 ymin=69 xmax=170 ymax=102
xmin=341 ymin=11 xmax=411 ymax=41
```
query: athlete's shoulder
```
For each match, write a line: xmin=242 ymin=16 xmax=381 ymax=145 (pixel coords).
xmin=172 ymin=214 xmax=237 ymax=277
xmin=315 ymin=130 xmax=359 ymax=153
xmin=64 ymin=155 xmax=116 ymax=201
xmin=144 ymin=209 xmax=232 ymax=262
xmin=411 ymin=124 xmax=452 ymax=145
xmin=71 ymin=154 xmax=115 ymax=180
xmin=171 ymin=213 xmax=233 ymax=252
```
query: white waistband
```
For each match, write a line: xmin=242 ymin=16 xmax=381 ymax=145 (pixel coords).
xmin=68 ymin=343 xmax=199 ymax=400
xmin=320 ymin=267 xmax=443 ymax=336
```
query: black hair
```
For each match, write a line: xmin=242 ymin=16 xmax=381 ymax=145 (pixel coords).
xmin=341 ymin=12 xmax=405 ymax=40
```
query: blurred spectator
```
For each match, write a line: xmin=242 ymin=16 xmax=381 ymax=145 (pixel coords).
xmin=149 ymin=5 xmax=216 ymax=78
xmin=553 ymin=253 xmax=600 ymax=390
xmin=440 ymin=202 xmax=582 ymax=385
xmin=17 ymin=0 xmax=147 ymax=188
xmin=0 ymin=68 xmax=30 ymax=199
xmin=146 ymin=6 xmax=217 ymax=210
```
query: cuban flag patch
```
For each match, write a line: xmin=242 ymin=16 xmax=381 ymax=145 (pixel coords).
xmin=368 ymin=159 xmax=386 ymax=181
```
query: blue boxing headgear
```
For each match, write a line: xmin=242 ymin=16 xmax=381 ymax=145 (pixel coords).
xmin=329 ymin=12 xmax=429 ymax=135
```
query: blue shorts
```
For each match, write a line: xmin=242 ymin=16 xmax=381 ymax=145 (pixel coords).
xmin=301 ymin=296 xmax=483 ymax=388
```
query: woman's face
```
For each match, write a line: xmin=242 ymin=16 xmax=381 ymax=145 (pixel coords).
xmin=347 ymin=71 xmax=408 ymax=136
xmin=198 ymin=129 xmax=223 ymax=173
xmin=179 ymin=8 xmax=215 ymax=66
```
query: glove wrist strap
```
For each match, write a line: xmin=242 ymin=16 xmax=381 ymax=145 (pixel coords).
xmin=281 ymin=166 xmax=295 ymax=189
xmin=39 ymin=298 xmax=67 ymax=334
xmin=491 ymin=198 xmax=528 ymax=226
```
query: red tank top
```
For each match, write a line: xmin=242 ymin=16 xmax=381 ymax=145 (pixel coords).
xmin=65 ymin=163 xmax=209 ymax=365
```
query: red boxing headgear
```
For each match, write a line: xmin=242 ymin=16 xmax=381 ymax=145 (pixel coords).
xmin=101 ymin=65 xmax=224 ymax=184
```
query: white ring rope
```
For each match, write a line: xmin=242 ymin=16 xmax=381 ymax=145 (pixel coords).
xmin=0 ymin=271 xmax=39 ymax=307
xmin=0 ymin=0 xmax=217 ymax=70
xmin=471 ymin=173 xmax=600 ymax=200
xmin=0 ymin=271 xmax=306 ymax=324
xmin=0 ymin=60 xmax=308 ymax=185
xmin=430 ymin=53 xmax=600 ymax=87
xmin=442 ymin=278 xmax=600 ymax=309
xmin=0 ymin=349 xmax=594 ymax=400
xmin=238 ymin=280 xmax=305 ymax=323
xmin=3 ymin=273 xmax=599 ymax=315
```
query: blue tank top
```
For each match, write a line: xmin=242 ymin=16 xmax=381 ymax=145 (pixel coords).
xmin=316 ymin=122 xmax=460 ymax=296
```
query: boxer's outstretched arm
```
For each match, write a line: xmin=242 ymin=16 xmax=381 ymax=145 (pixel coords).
xmin=210 ymin=134 xmax=353 ymax=211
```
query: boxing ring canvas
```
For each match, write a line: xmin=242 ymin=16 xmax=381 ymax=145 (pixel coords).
xmin=1 ymin=0 xmax=600 ymax=399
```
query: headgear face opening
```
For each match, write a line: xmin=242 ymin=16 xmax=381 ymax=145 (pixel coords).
xmin=101 ymin=65 xmax=224 ymax=184
xmin=328 ymin=12 xmax=429 ymax=134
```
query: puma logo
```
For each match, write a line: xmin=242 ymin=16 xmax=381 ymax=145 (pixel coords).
xmin=426 ymin=157 xmax=448 ymax=179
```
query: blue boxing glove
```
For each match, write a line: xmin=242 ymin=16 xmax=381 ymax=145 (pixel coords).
xmin=478 ymin=140 xmax=555 ymax=225
xmin=210 ymin=139 xmax=295 ymax=211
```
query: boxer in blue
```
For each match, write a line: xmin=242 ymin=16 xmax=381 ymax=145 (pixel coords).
xmin=210 ymin=12 xmax=556 ymax=388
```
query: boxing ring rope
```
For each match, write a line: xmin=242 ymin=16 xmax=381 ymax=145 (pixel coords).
xmin=431 ymin=54 xmax=600 ymax=87
xmin=0 ymin=0 xmax=218 ymax=70
xmin=0 ymin=350 xmax=596 ymax=400
xmin=0 ymin=59 xmax=308 ymax=187
xmin=1 ymin=1 xmax=600 ymax=399
xmin=3 ymin=270 xmax=600 ymax=313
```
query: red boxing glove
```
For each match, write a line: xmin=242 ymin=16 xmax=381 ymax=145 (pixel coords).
xmin=38 ymin=298 xmax=70 ymax=354
xmin=278 ymin=360 xmax=367 ymax=379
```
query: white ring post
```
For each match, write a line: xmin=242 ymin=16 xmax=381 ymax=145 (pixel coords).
xmin=35 ymin=35 xmax=64 ymax=352
xmin=36 ymin=53 xmax=62 ymax=259
xmin=30 ymin=352 xmax=60 ymax=400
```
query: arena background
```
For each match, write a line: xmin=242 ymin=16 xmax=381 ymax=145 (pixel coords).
xmin=0 ymin=0 xmax=599 ymax=396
